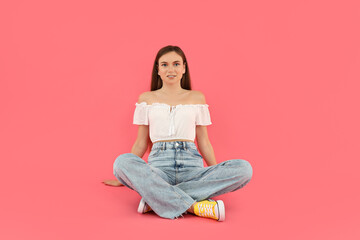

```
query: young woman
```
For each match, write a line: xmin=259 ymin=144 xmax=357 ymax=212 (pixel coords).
xmin=104 ymin=45 xmax=253 ymax=221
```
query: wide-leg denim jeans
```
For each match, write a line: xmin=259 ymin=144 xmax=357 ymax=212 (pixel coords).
xmin=113 ymin=140 xmax=253 ymax=219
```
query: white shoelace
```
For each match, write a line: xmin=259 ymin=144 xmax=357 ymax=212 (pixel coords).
xmin=198 ymin=202 xmax=216 ymax=218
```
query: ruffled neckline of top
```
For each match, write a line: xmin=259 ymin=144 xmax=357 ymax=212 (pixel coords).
xmin=135 ymin=101 xmax=209 ymax=108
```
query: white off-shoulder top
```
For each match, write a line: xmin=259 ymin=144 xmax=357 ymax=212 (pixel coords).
xmin=133 ymin=102 xmax=212 ymax=143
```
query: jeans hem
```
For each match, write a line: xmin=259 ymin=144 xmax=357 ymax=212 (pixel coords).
xmin=169 ymin=199 xmax=196 ymax=220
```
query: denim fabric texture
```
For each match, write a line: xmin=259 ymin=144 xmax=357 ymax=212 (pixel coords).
xmin=113 ymin=140 xmax=253 ymax=219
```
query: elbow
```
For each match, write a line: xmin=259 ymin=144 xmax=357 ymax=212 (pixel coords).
xmin=131 ymin=140 xmax=149 ymax=157
xmin=197 ymin=138 xmax=211 ymax=148
xmin=134 ymin=140 xmax=148 ymax=151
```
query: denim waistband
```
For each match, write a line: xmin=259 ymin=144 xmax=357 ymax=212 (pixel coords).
xmin=151 ymin=141 xmax=197 ymax=150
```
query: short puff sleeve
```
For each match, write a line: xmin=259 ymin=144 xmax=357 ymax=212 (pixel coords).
xmin=195 ymin=104 xmax=212 ymax=126
xmin=133 ymin=102 xmax=149 ymax=125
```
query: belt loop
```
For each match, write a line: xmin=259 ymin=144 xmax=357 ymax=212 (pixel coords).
xmin=184 ymin=141 xmax=187 ymax=150
xmin=161 ymin=142 xmax=164 ymax=150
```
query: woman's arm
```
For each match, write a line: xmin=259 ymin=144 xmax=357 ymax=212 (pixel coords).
xmin=103 ymin=138 xmax=150 ymax=187
xmin=193 ymin=90 xmax=217 ymax=166
xmin=103 ymin=93 xmax=152 ymax=187
xmin=196 ymin=126 xmax=217 ymax=166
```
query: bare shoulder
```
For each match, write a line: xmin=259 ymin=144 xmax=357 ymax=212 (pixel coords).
xmin=190 ymin=90 xmax=207 ymax=104
xmin=137 ymin=91 xmax=153 ymax=104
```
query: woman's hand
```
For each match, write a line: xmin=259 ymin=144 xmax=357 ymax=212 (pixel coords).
xmin=102 ymin=179 xmax=124 ymax=187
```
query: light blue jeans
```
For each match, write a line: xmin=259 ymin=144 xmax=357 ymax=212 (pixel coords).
xmin=113 ymin=141 xmax=253 ymax=219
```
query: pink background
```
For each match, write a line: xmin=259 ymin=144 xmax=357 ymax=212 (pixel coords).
xmin=1 ymin=0 xmax=359 ymax=239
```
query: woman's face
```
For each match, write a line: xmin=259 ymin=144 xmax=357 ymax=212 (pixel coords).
xmin=157 ymin=51 xmax=186 ymax=85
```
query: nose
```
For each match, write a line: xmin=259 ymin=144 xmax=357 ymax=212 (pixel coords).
xmin=168 ymin=64 xmax=175 ymax=71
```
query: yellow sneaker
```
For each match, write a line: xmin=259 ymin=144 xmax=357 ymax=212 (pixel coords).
xmin=193 ymin=199 xmax=225 ymax=221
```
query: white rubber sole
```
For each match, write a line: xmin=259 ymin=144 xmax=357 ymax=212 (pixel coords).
xmin=216 ymin=200 xmax=225 ymax=221
xmin=137 ymin=198 xmax=146 ymax=214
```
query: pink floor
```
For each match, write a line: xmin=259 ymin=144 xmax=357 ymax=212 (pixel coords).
xmin=1 ymin=130 xmax=359 ymax=239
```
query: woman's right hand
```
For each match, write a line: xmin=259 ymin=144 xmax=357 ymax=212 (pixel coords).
xmin=102 ymin=179 xmax=124 ymax=187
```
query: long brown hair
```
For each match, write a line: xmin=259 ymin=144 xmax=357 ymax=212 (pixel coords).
xmin=150 ymin=45 xmax=192 ymax=91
